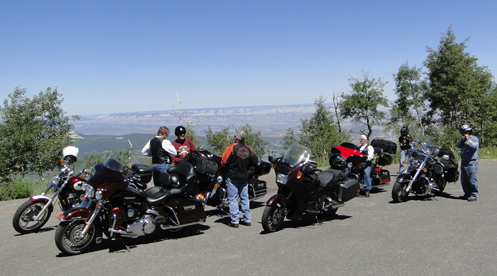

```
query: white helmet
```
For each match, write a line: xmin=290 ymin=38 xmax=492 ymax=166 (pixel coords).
xmin=62 ymin=146 xmax=79 ymax=163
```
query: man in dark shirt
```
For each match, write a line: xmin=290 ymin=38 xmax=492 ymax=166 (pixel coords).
xmin=220 ymin=130 xmax=254 ymax=228
xmin=398 ymin=126 xmax=412 ymax=174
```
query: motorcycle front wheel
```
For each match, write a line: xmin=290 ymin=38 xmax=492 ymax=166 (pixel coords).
xmin=12 ymin=200 xmax=53 ymax=234
xmin=392 ymin=181 xmax=409 ymax=203
xmin=55 ymin=221 xmax=97 ymax=255
xmin=262 ymin=205 xmax=286 ymax=232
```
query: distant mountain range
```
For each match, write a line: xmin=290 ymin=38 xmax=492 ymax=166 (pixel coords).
xmin=73 ymin=104 xmax=326 ymax=137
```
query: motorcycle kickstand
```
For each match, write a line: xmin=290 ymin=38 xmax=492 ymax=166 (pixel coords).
xmin=116 ymin=235 xmax=130 ymax=252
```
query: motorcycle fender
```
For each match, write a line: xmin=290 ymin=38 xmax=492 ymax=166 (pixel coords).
xmin=59 ymin=207 xmax=93 ymax=222
xmin=397 ymin=174 xmax=412 ymax=184
xmin=30 ymin=195 xmax=50 ymax=204
xmin=266 ymin=194 xmax=288 ymax=208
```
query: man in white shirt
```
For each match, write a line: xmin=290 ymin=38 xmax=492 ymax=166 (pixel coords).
xmin=141 ymin=126 xmax=177 ymax=186
xmin=359 ymin=135 xmax=374 ymax=198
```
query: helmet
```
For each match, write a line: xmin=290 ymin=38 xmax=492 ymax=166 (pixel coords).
xmin=329 ymin=153 xmax=346 ymax=170
xmin=62 ymin=146 xmax=79 ymax=163
xmin=400 ymin=126 xmax=408 ymax=135
xmin=460 ymin=124 xmax=473 ymax=134
xmin=175 ymin=126 xmax=186 ymax=136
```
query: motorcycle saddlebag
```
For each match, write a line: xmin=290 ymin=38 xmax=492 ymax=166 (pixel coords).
xmin=131 ymin=164 xmax=153 ymax=184
xmin=248 ymin=179 xmax=268 ymax=200
xmin=167 ymin=198 xmax=207 ymax=225
xmin=379 ymin=169 xmax=390 ymax=184
xmin=339 ymin=178 xmax=360 ymax=202
xmin=371 ymin=139 xmax=397 ymax=154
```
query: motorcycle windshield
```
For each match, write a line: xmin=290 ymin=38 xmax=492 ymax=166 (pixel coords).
xmin=281 ymin=144 xmax=311 ymax=167
xmin=103 ymin=155 xmax=125 ymax=173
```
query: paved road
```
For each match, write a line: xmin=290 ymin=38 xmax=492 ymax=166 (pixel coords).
xmin=1 ymin=161 xmax=496 ymax=276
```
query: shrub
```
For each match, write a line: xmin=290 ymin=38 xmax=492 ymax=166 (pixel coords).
xmin=0 ymin=179 xmax=33 ymax=201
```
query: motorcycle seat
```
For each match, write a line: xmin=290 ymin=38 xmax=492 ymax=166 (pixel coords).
xmin=144 ymin=186 xmax=184 ymax=205
xmin=317 ymin=168 xmax=343 ymax=188
xmin=167 ymin=162 xmax=197 ymax=183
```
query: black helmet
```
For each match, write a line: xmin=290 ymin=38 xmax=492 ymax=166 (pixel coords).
xmin=460 ymin=124 xmax=473 ymax=134
xmin=175 ymin=126 xmax=186 ymax=136
xmin=400 ymin=126 xmax=408 ymax=135
xmin=329 ymin=153 xmax=346 ymax=170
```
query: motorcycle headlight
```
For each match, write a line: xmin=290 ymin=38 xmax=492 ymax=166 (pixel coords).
xmin=409 ymin=159 xmax=420 ymax=168
xmin=95 ymin=190 xmax=103 ymax=200
xmin=84 ymin=185 xmax=95 ymax=199
xmin=276 ymin=173 xmax=289 ymax=185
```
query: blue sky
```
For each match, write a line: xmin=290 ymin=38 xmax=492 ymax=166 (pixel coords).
xmin=1 ymin=1 xmax=496 ymax=116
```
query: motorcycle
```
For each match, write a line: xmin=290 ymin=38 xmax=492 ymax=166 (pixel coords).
xmin=391 ymin=142 xmax=459 ymax=203
xmin=261 ymin=144 xmax=360 ymax=232
xmin=54 ymin=155 xmax=207 ymax=255
xmin=12 ymin=146 xmax=90 ymax=234
xmin=331 ymin=143 xmax=393 ymax=191
xmin=185 ymin=149 xmax=271 ymax=213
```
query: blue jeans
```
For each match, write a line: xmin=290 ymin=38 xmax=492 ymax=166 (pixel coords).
xmin=461 ymin=160 xmax=478 ymax=198
xmin=363 ymin=164 xmax=372 ymax=191
xmin=152 ymin=164 xmax=170 ymax=187
xmin=399 ymin=150 xmax=408 ymax=173
xmin=226 ymin=177 xmax=251 ymax=225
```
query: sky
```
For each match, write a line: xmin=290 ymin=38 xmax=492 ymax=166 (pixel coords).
xmin=1 ymin=0 xmax=496 ymax=116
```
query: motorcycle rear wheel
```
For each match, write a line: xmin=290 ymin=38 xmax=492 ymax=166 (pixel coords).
xmin=12 ymin=200 xmax=53 ymax=234
xmin=55 ymin=221 xmax=97 ymax=255
xmin=392 ymin=181 xmax=409 ymax=203
xmin=262 ymin=205 xmax=286 ymax=232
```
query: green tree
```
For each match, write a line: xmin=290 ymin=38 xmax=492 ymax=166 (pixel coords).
xmin=205 ymin=124 xmax=269 ymax=157
xmin=299 ymin=96 xmax=348 ymax=164
xmin=281 ymin=128 xmax=297 ymax=150
xmin=390 ymin=62 xmax=430 ymax=138
xmin=340 ymin=73 xmax=388 ymax=139
xmin=0 ymin=87 xmax=79 ymax=179
xmin=424 ymin=27 xmax=494 ymax=145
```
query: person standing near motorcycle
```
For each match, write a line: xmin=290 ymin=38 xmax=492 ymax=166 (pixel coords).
xmin=172 ymin=125 xmax=197 ymax=163
xmin=457 ymin=124 xmax=479 ymax=202
xmin=220 ymin=130 xmax=254 ymax=228
xmin=141 ymin=126 xmax=177 ymax=186
xmin=360 ymin=135 xmax=374 ymax=197
xmin=398 ymin=126 xmax=412 ymax=174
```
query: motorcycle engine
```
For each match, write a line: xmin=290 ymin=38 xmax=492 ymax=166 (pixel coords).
xmin=413 ymin=176 xmax=432 ymax=196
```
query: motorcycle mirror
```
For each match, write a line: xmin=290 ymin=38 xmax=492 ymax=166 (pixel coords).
xmin=268 ymin=156 xmax=274 ymax=163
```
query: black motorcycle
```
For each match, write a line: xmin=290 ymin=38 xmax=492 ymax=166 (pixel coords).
xmin=261 ymin=144 xmax=360 ymax=232
xmin=392 ymin=143 xmax=459 ymax=203
xmin=185 ymin=150 xmax=271 ymax=213
xmin=55 ymin=156 xmax=207 ymax=255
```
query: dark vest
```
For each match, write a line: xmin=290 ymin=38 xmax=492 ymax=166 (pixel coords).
xmin=150 ymin=137 xmax=171 ymax=164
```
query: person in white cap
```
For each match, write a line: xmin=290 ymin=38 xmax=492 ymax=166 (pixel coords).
xmin=359 ymin=134 xmax=374 ymax=197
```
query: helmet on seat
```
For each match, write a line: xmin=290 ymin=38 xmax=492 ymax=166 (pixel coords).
xmin=329 ymin=153 xmax=346 ymax=170
xmin=400 ymin=126 xmax=409 ymax=135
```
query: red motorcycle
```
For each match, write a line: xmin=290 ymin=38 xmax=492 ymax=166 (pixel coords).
xmin=12 ymin=146 xmax=90 ymax=234
xmin=331 ymin=143 xmax=392 ymax=191
xmin=261 ymin=144 xmax=360 ymax=232
xmin=54 ymin=155 xmax=207 ymax=255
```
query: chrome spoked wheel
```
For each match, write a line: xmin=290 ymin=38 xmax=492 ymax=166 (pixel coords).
xmin=12 ymin=200 xmax=52 ymax=234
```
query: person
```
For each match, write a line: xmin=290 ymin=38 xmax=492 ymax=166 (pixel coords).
xmin=457 ymin=124 xmax=479 ymax=202
xmin=220 ymin=130 xmax=254 ymax=228
xmin=398 ymin=126 xmax=412 ymax=173
xmin=141 ymin=126 xmax=177 ymax=186
xmin=172 ymin=126 xmax=197 ymax=163
xmin=359 ymin=135 xmax=374 ymax=198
